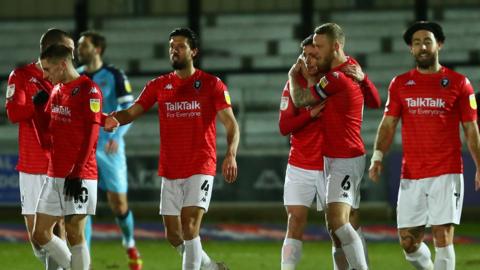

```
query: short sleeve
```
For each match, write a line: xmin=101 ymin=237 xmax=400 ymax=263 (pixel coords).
xmin=384 ymin=77 xmax=402 ymax=117
xmin=458 ymin=77 xmax=477 ymax=122
xmin=135 ymin=79 xmax=158 ymax=112
xmin=213 ymin=77 xmax=231 ymax=111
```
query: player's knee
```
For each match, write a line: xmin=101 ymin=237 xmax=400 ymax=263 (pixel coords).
xmin=32 ymin=228 xmax=48 ymax=246
xmin=181 ymin=220 xmax=200 ymax=240
xmin=65 ymin=225 xmax=83 ymax=245
xmin=287 ymin=212 xmax=307 ymax=238
xmin=108 ymin=197 xmax=128 ymax=215
xmin=432 ymin=225 xmax=454 ymax=247
xmin=326 ymin=215 xmax=347 ymax=232
xmin=163 ymin=220 xmax=183 ymax=246
xmin=166 ymin=231 xmax=183 ymax=246
xmin=400 ymin=238 xmax=419 ymax=253
xmin=111 ymin=204 xmax=128 ymax=216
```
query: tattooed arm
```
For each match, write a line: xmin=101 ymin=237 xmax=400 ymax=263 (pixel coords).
xmin=288 ymin=57 xmax=320 ymax=108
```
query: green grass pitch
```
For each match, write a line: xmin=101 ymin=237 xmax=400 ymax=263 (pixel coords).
xmin=2 ymin=240 xmax=480 ymax=269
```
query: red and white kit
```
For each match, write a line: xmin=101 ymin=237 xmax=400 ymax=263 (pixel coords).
xmin=386 ymin=67 xmax=476 ymax=227
xmin=135 ymin=69 xmax=231 ymax=215
xmin=310 ymin=57 xmax=366 ymax=208
xmin=36 ymin=75 xmax=101 ymax=216
xmin=6 ymin=63 xmax=52 ymax=214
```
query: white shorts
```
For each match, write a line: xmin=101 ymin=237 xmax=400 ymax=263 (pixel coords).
xmin=397 ymin=174 xmax=464 ymax=229
xmin=283 ymin=164 xmax=326 ymax=211
xmin=36 ymin=177 xmax=97 ymax=217
xmin=159 ymin=174 xmax=214 ymax=216
xmin=324 ymin=155 xmax=365 ymax=209
xmin=19 ymin=172 xmax=46 ymax=215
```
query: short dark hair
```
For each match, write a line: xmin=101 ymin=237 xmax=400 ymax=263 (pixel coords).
xmin=301 ymin=34 xmax=314 ymax=48
xmin=169 ymin=28 xmax=199 ymax=50
xmin=40 ymin=44 xmax=73 ymax=62
xmin=403 ymin=21 xmax=445 ymax=45
xmin=314 ymin=23 xmax=345 ymax=45
xmin=40 ymin=28 xmax=71 ymax=53
xmin=80 ymin=30 xmax=107 ymax=55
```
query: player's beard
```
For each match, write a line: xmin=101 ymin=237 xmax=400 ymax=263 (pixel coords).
xmin=78 ymin=53 xmax=93 ymax=65
xmin=316 ymin=54 xmax=333 ymax=73
xmin=171 ymin=58 xmax=187 ymax=70
xmin=415 ymin=51 xmax=436 ymax=69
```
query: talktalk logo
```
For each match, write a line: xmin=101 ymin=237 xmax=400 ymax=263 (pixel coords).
xmin=52 ymin=105 xmax=71 ymax=116
xmin=405 ymin=97 xmax=445 ymax=108
xmin=165 ymin=101 xmax=200 ymax=111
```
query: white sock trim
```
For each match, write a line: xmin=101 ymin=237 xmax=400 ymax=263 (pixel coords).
xmin=183 ymin=237 xmax=202 ymax=270
xmin=404 ymin=242 xmax=433 ymax=270
xmin=434 ymin=244 xmax=455 ymax=270
xmin=41 ymin=235 xmax=71 ymax=269
xmin=334 ymin=223 xmax=368 ymax=270
xmin=70 ymin=243 xmax=90 ymax=270
xmin=281 ymin=238 xmax=303 ymax=266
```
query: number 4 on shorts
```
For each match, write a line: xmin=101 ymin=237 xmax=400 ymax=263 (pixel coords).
xmin=201 ymin=180 xmax=210 ymax=192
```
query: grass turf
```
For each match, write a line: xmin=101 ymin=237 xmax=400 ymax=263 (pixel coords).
xmin=2 ymin=240 xmax=480 ymax=269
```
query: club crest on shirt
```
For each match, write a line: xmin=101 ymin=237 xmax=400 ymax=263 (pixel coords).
xmin=6 ymin=84 xmax=15 ymax=99
xmin=280 ymin=96 xmax=289 ymax=111
xmin=224 ymin=91 xmax=231 ymax=105
xmin=71 ymin=87 xmax=80 ymax=96
xmin=194 ymin=80 xmax=201 ymax=89
xmin=469 ymin=94 xmax=477 ymax=110
xmin=89 ymin=98 xmax=101 ymax=113
xmin=441 ymin=77 xmax=449 ymax=88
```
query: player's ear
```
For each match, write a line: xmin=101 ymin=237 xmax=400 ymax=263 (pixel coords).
xmin=191 ymin=48 xmax=198 ymax=58
xmin=333 ymin=40 xmax=341 ymax=52
xmin=437 ymin=41 xmax=443 ymax=51
xmin=61 ymin=59 xmax=69 ymax=71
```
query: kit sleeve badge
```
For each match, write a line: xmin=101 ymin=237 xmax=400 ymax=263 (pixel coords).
xmin=90 ymin=98 xmax=101 ymax=113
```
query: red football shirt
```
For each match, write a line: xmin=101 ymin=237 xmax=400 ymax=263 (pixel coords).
xmin=46 ymin=75 xmax=102 ymax=179
xmin=310 ymin=58 xmax=365 ymax=158
xmin=135 ymin=69 xmax=231 ymax=179
xmin=385 ymin=67 xmax=477 ymax=179
xmin=6 ymin=62 xmax=51 ymax=174
xmin=279 ymin=77 xmax=323 ymax=170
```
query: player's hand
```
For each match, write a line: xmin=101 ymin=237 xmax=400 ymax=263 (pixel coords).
xmin=222 ymin=154 xmax=237 ymax=183
xmin=104 ymin=115 xmax=120 ymax=132
xmin=368 ymin=161 xmax=382 ymax=182
xmin=32 ymin=90 xmax=49 ymax=105
xmin=64 ymin=175 xmax=83 ymax=199
xmin=342 ymin=64 xmax=365 ymax=82
xmin=310 ymin=101 xmax=326 ymax=118
xmin=289 ymin=55 xmax=305 ymax=77
xmin=105 ymin=139 xmax=119 ymax=154
xmin=475 ymin=169 xmax=480 ymax=191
